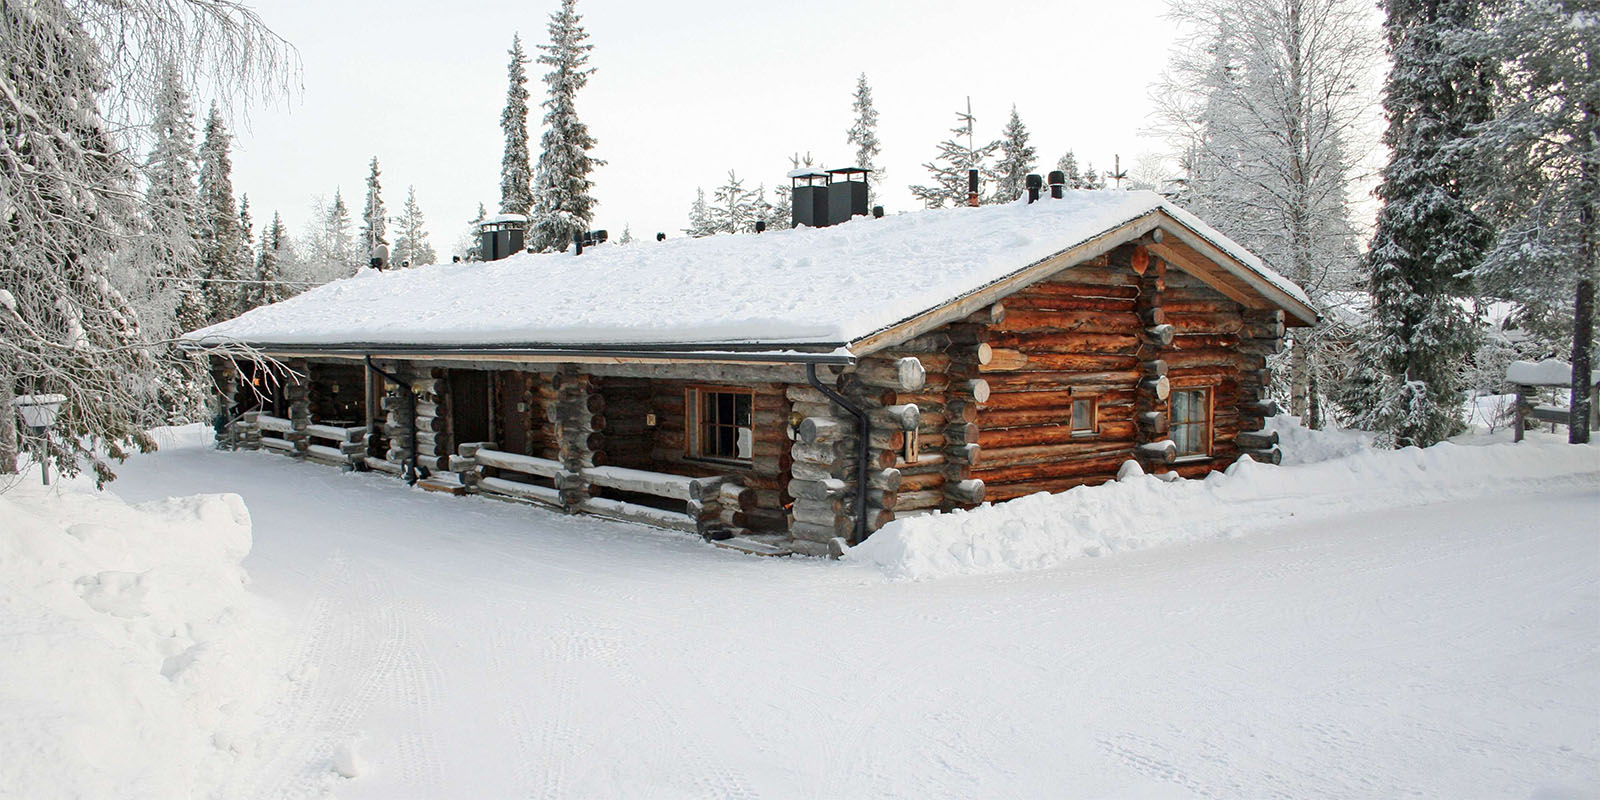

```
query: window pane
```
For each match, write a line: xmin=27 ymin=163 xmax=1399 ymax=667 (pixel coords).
xmin=1072 ymin=399 xmax=1092 ymax=431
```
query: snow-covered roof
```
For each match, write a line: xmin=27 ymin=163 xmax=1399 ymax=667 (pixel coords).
xmin=482 ymin=213 xmax=528 ymax=224
xmin=186 ymin=190 xmax=1315 ymax=354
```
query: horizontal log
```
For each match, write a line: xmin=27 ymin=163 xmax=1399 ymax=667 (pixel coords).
xmin=1044 ymin=266 xmax=1136 ymax=287
xmin=1137 ymin=440 xmax=1177 ymax=464
xmin=1021 ymin=280 xmax=1140 ymax=300
xmin=946 ymin=478 xmax=986 ymax=504
xmin=791 ymin=518 xmax=852 ymax=544
xmin=978 ymin=421 xmax=1135 ymax=448
xmin=1236 ymin=430 xmax=1280 ymax=449
xmin=792 ymin=498 xmax=847 ymax=526
xmin=786 ymin=384 xmax=895 ymax=408
xmin=963 ymin=302 xmax=1006 ymax=325
xmin=974 ymin=454 xmax=1131 ymax=485
xmin=974 ymin=440 xmax=1133 ymax=468
xmin=1143 ymin=324 xmax=1175 ymax=347
xmin=852 ymin=357 xmax=926 ymax=392
xmin=1166 ymin=312 xmax=1245 ymax=335
xmin=988 ymin=332 xmax=1140 ymax=355
xmin=981 ymin=352 xmax=1140 ymax=373
xmin=1162 ymin=298 xmax=1242 ymax=314
xmin=946 ymin=443 xmax=981 ymax=465
xmin=1004 ymin=294 xmax=1135 ymax=313
xmin=894 ymin=489 xmax=942 ymax=510
xmin=898 ymin=471 xmax=946 ymax=492
xmin=868 ymin=404 xmax=921 ymax=431
xmin=1240 ymin=446 xmax=1283 ymax=465
xmin=1140 ymin=376 xmax=1172 ymax=401
xmin=788 ymin=477 xmax=847 ymax=500
xmin=982 ymin=370 xmax=1140 ymax=393
xmin=995 ymin=310 xmax=1141 ymax=335
xmin=798 ymin=416 xmax=844 ymax=444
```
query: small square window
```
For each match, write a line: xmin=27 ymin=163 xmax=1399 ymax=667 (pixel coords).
xmin=1071 ymin=397 xmax=1097 ymax=434
xmin=1171 ymin=388 xmax=1212 ymax=457
xmin=687 ymin=387 xmax=753 ymax=464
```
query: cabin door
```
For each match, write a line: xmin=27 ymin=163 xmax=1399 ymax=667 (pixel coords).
xmin=449 ymin=370 xmax=492 ymax=449
xmin=495 ymin=372 xmax=533 ymax=456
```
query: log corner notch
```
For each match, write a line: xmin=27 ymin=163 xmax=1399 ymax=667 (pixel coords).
xmin=1238 ymin=308 xmax=1285 ymax=465
xmin=553 ymin=366 xmax=602 ymax=510
xmin=1129 ymin=247 xmax=1175 ymax=473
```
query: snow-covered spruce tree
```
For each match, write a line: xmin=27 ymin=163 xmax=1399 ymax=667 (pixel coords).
xmin=140 ymin=58 xmax=205 ymax=337
xmin=456 ymin=202 xmax=489 ymax=261
xmin=326 ymin=189 xmax=358 ymax=277
xmin=708 ymin=171 xmax=759 ymax=235
xmin=528 ymin=0 xmax=604 ymax=253
xmin=684 ymin=188 xmax=715 ymax=237
xmin=236 ymin=194 xmax=255 ymax=296
xmin=197 ymin=103 xmax=245 ymax=325
xmin=847 ymin=72 xmax=883 ymax=204
xmin=1056 ymin=151 xmax=1085 ymax=189
xmin=255 ymin=212 xmax=292 ymax=306
xmin=617 ymin=224 xmax=633 ymax=244
xmin=391 ymin=187 xmax=437 ymax=267
xmin=1340 ymin=0 xmax=1496 ymax=447
xmin=500 ymin=34 xmax=534 ymax=219
xmin=909 ymin=99 xmax=999 ymax=208
xmin=361 ymin=156 xmax=387 ymax=260
xmin=1153 ymin=0 xmax=1376 ymax=427
xmin=1463 ymin=0 xmax=1597 ymax=444
xmin=993 ymin=105 xmax=1038 ymax=203
xmin=766 ymin=183 xmax=792 ymax=230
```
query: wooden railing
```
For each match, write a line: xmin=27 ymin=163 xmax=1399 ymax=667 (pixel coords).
xmin=454 ymin=443 xmax=754 ymax=536
xmin=256 ymin=414 xmax=298 ymax=453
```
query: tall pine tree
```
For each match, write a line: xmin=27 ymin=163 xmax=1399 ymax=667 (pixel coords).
xmin=847 ymin=73 xmax=883 ymax=203
xmin=361 ymin=156 xmax=387 ymax=259
xmin=197 ymin=103 xmax=245 ymax=325
xmin=992 ymin=105 xmax=1037 ymax=203
xmin=529 ymin=0 xmax=603 ymax=253
xmin=326 ymin=189 xmax=357 ymax=277
xmin=1345 ymin=0 xmax=1495 ymax=447
xmin=1056 ymin=151 xmax=1085 ymax=189
xmin=500 ymin=34 xmax=534 ymax=218
xmin=909 ymin=99 xmax=999 ymax=208
xmin=142 ymin=59 xmax=206 ymax=335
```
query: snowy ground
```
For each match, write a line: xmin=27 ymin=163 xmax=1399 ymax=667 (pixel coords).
xmin=7 ymin=425 xmax=1598 ymax=798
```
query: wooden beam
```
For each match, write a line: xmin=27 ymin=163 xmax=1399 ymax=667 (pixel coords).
xmin=1152 ymin=211 xmax=1319 ymax=326
xmin=1147 ymin=240 xmax=1266 ymax=311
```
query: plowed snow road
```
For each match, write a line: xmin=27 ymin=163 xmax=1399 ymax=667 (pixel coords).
xmin=110 ymin=444 xmax=1599 ymax=798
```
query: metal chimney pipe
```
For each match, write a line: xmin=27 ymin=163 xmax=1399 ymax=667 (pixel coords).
xmin=572 ymin=231 xmax=584 ymax=255
xmin=872 ymin=205 xmax=884 ymax=218
xmin=967 ymin=169 xmax=980 ymax=207
xmin=1025 ymin=174 xmax=1043 ymax=204
xmin=755 ymin=220 xmax=766 ymax=233
xmin=1048 ymin=170 xmax=1066 ymax=199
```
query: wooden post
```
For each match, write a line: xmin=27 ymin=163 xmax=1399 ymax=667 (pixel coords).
xmin=284 ymin=359 xmax=311 ymax=457
xmin=209 ymin=357 xmax=239 ymax=448
xmin=1513 ymin=383 xmax=1529 ymax=443
xmin=554 ymin=366 xmax=600 ymax=510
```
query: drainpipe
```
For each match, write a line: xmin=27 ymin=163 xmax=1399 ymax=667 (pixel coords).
xmin=365 ymin=355 xmax=420 ymax=485
xmin=805 ymin=363 xmax=869 ymax=545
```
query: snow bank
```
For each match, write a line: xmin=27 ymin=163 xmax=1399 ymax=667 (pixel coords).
xmin=848 ymin=435 xmax=1599 ymax=580
xmin=0 ymin=481 xmax=283 ymax=797
xmin=1264 ymin=414 xmax=1373 ymax=465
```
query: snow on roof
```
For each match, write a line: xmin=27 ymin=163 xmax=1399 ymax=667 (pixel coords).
xmin=482 ymin=213 xmax=528 ymax=224
xmin=187 ymin=190 xmax=1312 ymax=352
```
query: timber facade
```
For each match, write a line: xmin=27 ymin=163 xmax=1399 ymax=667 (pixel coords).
xmin=200 ymin=194 xmax=1313 ymax=557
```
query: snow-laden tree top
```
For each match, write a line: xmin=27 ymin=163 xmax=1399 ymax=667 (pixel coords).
xmin=186 ymin=190 xmax=1312 ymax=352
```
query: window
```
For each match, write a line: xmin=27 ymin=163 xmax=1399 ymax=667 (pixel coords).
xmin=1071 ymin=397 xmax=1098 ymax=435
xmin=687 ymin=387 xmax=753 ymax=464
xmin=1170 ymin=388 xmax=1212 ymax=457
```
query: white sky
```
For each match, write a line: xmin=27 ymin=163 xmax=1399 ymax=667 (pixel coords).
xmin=227 ymin=0 xmax=1184 ymax=255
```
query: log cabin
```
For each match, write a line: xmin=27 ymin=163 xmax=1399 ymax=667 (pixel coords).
xmin=186 ymin=177 xmax=1316 ymax=557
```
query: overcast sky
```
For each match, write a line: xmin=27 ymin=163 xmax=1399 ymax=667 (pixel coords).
xmin=227 ymin=0 xmax=1184 ymax=255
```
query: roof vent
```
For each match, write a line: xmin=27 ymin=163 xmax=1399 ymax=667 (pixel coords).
xmin=1025 ymin=174 xmax=1042 ymax=204
xmin=1047 ymin=170 xmax=1065 ymax=199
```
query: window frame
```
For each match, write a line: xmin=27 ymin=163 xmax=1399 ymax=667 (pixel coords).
xmin=1169 ymin=385 xmax=1214 ymax=459
xmin=684 ymin=385 xmax=756 ymax=467
xmin=1070 ymin=395 xmax=1099 ymax=437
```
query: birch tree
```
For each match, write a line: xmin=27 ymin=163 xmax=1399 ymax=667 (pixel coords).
xmin=1 ymin=0 xmax=293 ymax=483
xmin=1153 ymin=0 xmax=1378 ymax=427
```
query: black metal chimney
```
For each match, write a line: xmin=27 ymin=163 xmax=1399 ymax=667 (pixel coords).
xmin=1048 ymin=170 xmax=1066 ymax=199
xmin=967 ymin=169 xmax=980 ymax=207
xmin=755 ymin=220 xmax=766 ymax=233
xmin=1025 ymin=174 xmax=1043 ymax=204
xmin=790 ymin=169 xmax=830 ymax=228
xmin=477 ymin=214 xmax=528 ymax=261
xmin=826 ymin=167 xmax=871 ymax=223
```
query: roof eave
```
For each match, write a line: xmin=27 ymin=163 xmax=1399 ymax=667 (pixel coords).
xmin=179 ymin=339 xmax=856 ymax=366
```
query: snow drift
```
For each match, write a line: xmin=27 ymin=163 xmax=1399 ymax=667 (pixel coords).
xmin=0 ymin=479 xmax=283 ymax=797
xmin=848 ymin=431 xmax=1599 ymax=581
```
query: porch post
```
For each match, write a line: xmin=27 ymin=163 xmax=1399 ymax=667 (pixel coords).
xmin=284 ymin=359 xmax=311 ymax=457
xmin=553 ymin=366 xmax=603 ymax=510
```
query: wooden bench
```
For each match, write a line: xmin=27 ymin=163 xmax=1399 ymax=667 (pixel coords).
xmin=1507 ymin=360 xmax=1600 ymax=442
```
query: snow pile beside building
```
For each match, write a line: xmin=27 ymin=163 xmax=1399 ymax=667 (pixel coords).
xmin=1263 ymin=414 xmax=1374 ymax=465
xmin=0 ymin=481 xmax=283 ymax=797
xmin=848 ymin=434 xmax=1599 ymax=580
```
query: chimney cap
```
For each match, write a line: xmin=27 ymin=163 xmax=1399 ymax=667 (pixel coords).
xmin=787 ymin=167 xmax=831 ymax=180
xmin=825 ymin=166 xmax=871 ymax=181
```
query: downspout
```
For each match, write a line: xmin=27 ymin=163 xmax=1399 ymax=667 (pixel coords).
xmin=365 ymin=355 xmax=420 ymax=485
xmin=806 ymin=363 xmax=869 ymax=545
